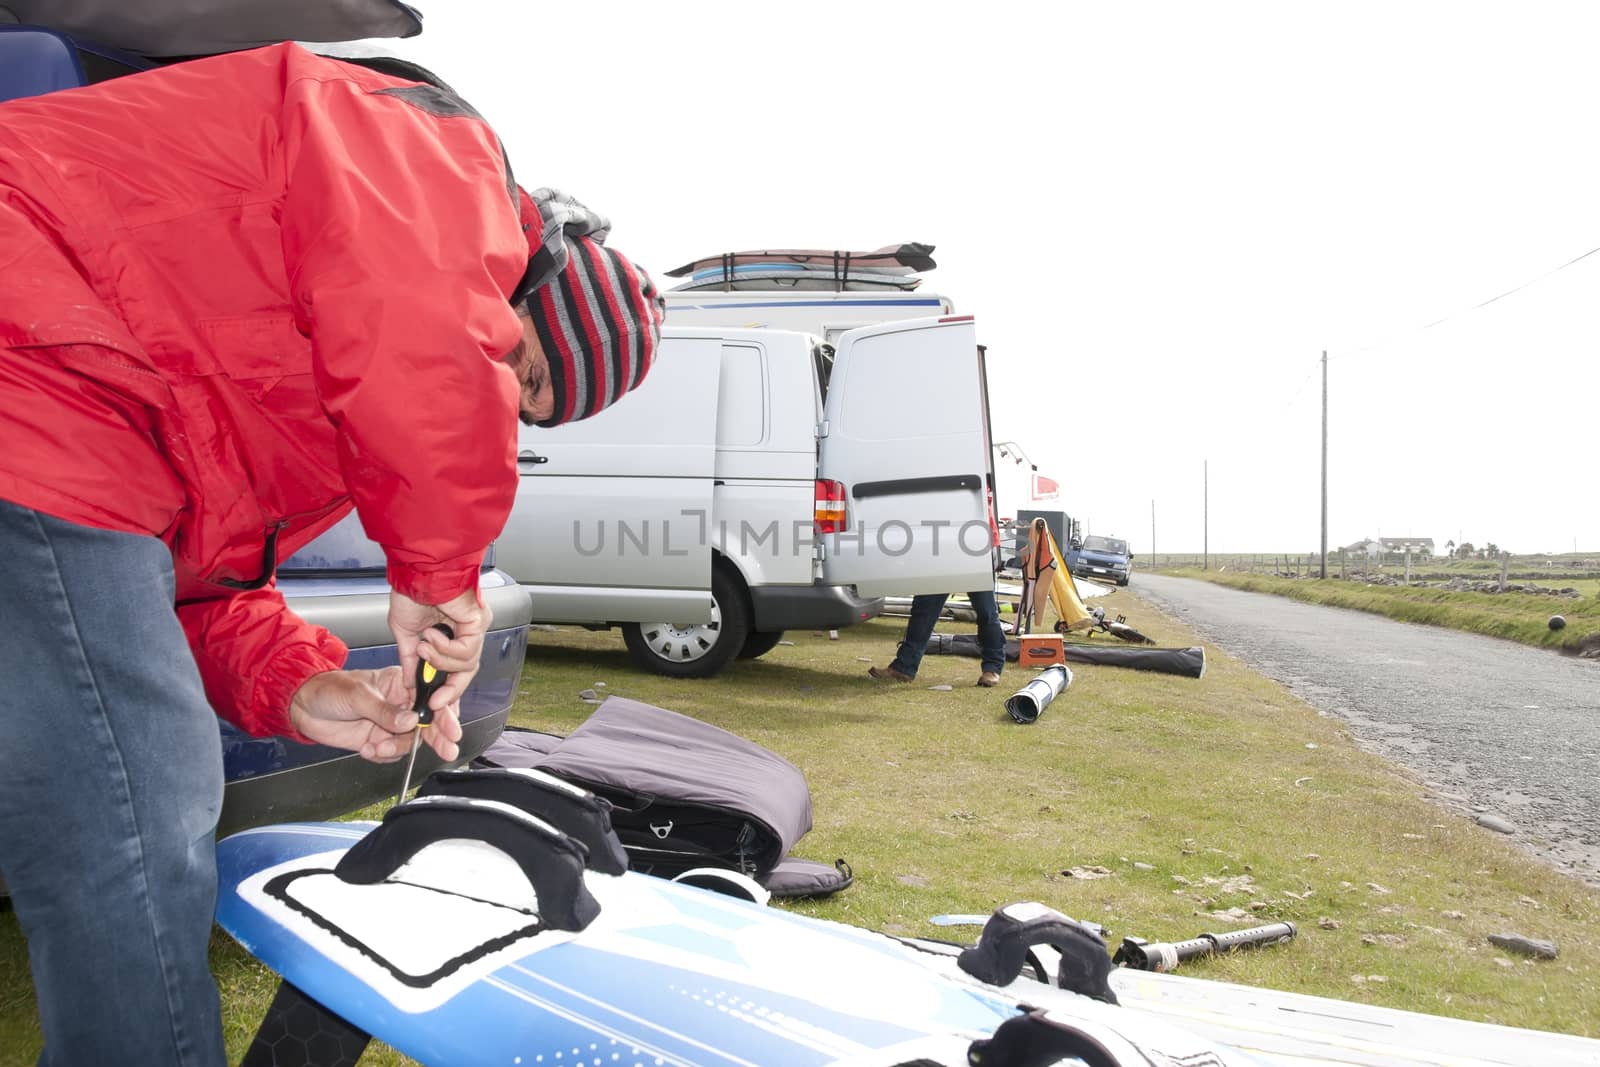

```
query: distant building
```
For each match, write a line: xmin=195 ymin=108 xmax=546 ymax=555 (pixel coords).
xmin=1339 ymin=536 xmax=1434 ymax=561
xmin=1341 ymin=537 xmax=1384 ymax=557
xmin=1379 ymin=537 xmax=1434 ymax=556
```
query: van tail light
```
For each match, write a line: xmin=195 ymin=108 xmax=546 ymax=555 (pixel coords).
xmin=814 ymin=479 xmax=847 ymax=534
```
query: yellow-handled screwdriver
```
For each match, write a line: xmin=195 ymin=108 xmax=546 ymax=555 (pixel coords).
xmin=395 ymin=623 xmax=453 ymax=807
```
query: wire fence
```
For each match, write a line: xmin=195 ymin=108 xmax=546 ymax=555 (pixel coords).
xmin=1146 ymin=553 xmax=1600 ymax=584
xmin=1148 ymin=554 xmax=1333 ymax=577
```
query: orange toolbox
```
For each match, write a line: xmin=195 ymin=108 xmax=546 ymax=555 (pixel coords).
xmin=1017 ymin=633 xmax=1065 ymax=667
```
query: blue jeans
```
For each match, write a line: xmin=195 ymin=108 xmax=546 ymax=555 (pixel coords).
xmin=0 ymin=500 xmax=226 ymax=1066
xmin=889 ymin=588 xmax=1006 ymax=678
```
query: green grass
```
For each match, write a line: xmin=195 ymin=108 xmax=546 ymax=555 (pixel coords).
xmin=1167 ymin=570 xmax=1600 ymax=652
xmin=4 ymin=593 xmax=1599 ymax=1063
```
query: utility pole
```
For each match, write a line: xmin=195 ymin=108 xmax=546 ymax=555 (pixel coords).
xmin=1203 ymin=459 xmax=1209 ymax=571
xmin=1320 ymin=350 xmax=1328 ymax=579
xmin=1151 ymin=498 xmax=1156 ymax=569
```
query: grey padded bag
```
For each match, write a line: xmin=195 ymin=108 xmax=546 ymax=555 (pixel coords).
xmin=483 ymin=697 xmax=813 ymax=881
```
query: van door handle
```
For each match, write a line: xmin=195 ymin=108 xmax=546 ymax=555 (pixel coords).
xmin=852 ymin=474 xmax=980 ymax=499
xmin=518 ymin=450 xmax=549 ymax=465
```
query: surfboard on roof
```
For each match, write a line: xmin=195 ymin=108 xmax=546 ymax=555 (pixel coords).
xmin=666 ymin=242 xmax=938 ymax=277
xmin=670 ymin=265 xmax=926 ymax=293
xmin=667 ymin=242 xmax=938 ymax=292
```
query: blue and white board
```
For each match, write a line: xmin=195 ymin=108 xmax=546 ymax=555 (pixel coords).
xmin=216 ymin=819 xmax=1252 ymax=1067
xmin=217 ymin=821 xmax=1011 ymax=1065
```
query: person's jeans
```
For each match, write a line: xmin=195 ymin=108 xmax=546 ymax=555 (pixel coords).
xmin=0 ymin=499 xmax=226 ymax=1066
xmin=890 ymin=588 xmax=1006 ymax=678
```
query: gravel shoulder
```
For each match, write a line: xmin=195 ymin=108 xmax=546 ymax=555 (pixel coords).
xmin=1134 ymin=573 xmax=1600 ymax=887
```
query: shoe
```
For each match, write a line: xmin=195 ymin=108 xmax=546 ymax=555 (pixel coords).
xmin=976 ymin=671 xmax=1001 ymax=687
xmin=868 ymin=665 xmax=913 ymax=683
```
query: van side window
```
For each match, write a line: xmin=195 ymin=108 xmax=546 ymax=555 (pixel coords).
xmin=716 ymin=344 xmax=766 ymax=447
xmin=519 ymin=346 xmax=708 ymax=448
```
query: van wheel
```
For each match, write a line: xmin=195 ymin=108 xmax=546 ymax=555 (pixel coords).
xmin=622 ymin=567 xmax=750 ymax=678
xmin=738 ymin=630 xmax=786 ymax=659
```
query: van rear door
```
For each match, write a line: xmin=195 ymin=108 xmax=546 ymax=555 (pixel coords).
xmin=818 ymin=316 xmax=994 ymax=595
xmin=495 ymin=332 xmax=721 ymax=623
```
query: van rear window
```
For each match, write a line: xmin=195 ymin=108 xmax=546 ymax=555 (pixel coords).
xmin=813 ymin=342 xmax=834 ymax=402
xmin=280 ymin=513 xmax=387 ymax=574
xmin=280 ymin=513 xmax=499 ymax=576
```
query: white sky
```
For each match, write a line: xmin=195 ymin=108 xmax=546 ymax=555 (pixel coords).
xmin=372 ymin=1 xmax=1599 ymax=555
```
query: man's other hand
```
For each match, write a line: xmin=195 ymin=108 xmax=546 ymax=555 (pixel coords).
xmin=288 ymin=667 xmax=463 ymax=764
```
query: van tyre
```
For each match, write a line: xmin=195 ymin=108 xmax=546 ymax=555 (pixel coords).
xmin=738 ymin=630 xmax=786 ymax=660
xmin=622 ymin=566 xmax=751 ymax=678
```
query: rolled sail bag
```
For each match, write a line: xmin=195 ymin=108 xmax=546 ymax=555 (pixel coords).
xmin=926 ymin=632 xmax=1206 ymax=679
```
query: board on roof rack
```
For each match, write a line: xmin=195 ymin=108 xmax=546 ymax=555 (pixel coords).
xmin=666 ymin=241 xmax=937 ymax=277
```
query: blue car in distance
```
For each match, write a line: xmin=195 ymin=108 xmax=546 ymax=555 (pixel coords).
xmin=1068 ymin=534 xmax=1135 ymax=587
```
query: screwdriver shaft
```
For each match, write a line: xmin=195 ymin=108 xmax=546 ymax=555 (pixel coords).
xmin=395 ymin=729 xmax=423 ymax=808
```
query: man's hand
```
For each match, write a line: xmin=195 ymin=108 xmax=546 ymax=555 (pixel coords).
xmin=388 ymin=588 xmax=489 ymax=719
xmin=288 ymin=667 xmax=463 ymax=764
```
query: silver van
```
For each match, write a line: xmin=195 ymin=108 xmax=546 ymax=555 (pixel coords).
xmin=495 ymin=316 xmax=998 ymax=677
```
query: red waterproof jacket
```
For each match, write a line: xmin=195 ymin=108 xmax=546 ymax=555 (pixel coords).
xmin=0 ymin=44 xmax=527 ymax=737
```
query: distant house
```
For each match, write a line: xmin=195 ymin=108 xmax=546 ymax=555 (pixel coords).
xmin=1341 ymin=537 xmax=1384 ymax=557
xmin=1379 ymin=537 xmax=1434 ymax=557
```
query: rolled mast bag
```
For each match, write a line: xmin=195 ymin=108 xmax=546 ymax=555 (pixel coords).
xmin=1004 ymin=665 xmax=1072 ymax=724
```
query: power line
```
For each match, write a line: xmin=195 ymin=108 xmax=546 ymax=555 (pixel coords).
xmin=1330 ymin=241 xmax=1600 ymax=362
xmin=1277 ymin=363 xmax=1319 ymax=411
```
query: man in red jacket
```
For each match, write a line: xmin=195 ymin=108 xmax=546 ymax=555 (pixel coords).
xmin=0 ymin=45 xmax=661 ymax=1065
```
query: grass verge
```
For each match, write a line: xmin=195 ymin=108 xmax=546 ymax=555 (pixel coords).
xmin=1168 ymin=569 xmax=1600 ymax=652
xmin=3 ymin=591 xmax=1598 ymax=1064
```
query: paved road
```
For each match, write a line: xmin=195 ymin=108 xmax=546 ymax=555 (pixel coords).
xmin=1134 ymin=574 xmax=1600 ymax=886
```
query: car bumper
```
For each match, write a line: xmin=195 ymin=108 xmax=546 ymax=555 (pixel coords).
xmin=748 ymin=583 xmax=884 ymax=632
xmin=217 ymin=573 xmax=533 ymax=837
xmin=1071 ymin=565 xmax=1129 ymax=583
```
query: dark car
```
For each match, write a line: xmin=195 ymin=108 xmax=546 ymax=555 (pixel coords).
xmin=1068 ymin=534 xmax=1134 ymax=587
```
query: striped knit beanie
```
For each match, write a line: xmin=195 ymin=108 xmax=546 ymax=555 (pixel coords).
xmin=525 ymin=234 xmax=666 ymax=427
